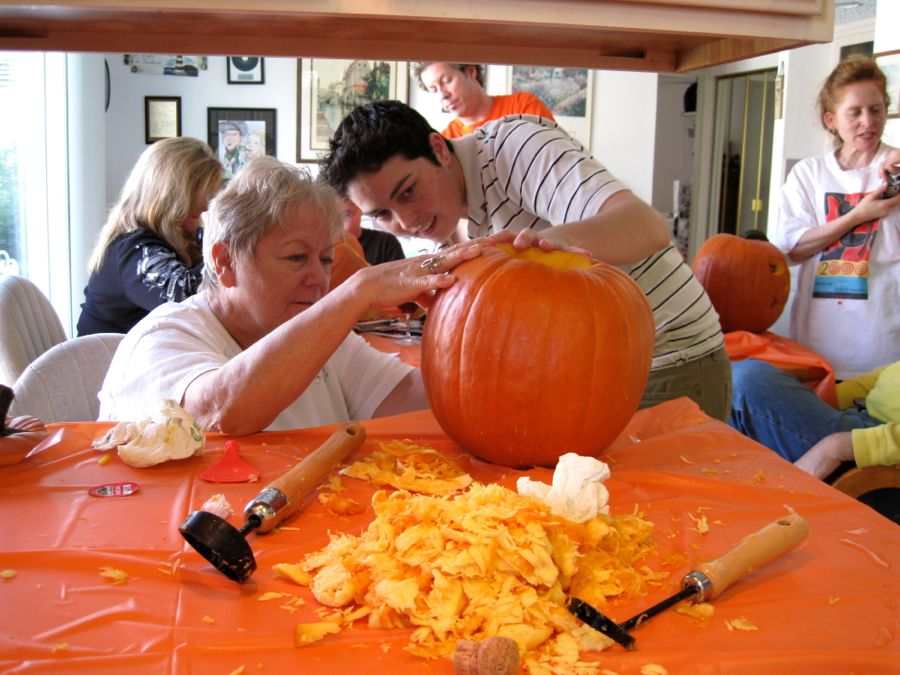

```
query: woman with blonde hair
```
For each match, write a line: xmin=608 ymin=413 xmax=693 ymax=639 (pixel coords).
xmin=77 ymin=137 xmax=223 ymax=335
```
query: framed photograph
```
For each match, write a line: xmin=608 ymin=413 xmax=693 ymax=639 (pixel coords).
xmin=207 ymin=107 xmax=277 ymax=179
xmin=840 ymin=41 xmax=874 ymax=60
xmin=227 ymin=56 xmax=265 ymax=84
xmin=875 ymin=50 xmax=900 ymax=118
xmin=125 ymin=54 xmax=207 ymax=76
xmin=144 ymin=96 xmax=181 ymax=144
xmin=297 ymin=58 xmax=408 ymax=162
xmin=506 ymin=66 xmax=594 ymax=147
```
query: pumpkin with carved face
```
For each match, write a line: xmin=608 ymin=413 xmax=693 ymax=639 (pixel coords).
xmin=691 ymin=233 xmax=790 ymax=334
xmin=421 ymin=244 xmax=654 ymax=468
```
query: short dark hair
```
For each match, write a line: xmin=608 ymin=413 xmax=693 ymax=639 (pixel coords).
xmin=319 ymin=100 xmax=450 ymax=196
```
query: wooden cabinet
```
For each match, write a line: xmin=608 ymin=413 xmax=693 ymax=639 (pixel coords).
xmin=0 ymin=0 xmax=833 ymax=72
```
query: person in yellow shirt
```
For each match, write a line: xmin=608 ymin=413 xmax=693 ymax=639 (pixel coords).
xmin=413 ymin=62 xmax=555 ymax=139
xmin=729 ymin=359 xmax=899 ymax=480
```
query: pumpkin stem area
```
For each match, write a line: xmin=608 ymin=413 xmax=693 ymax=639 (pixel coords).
xmin=494 ymin=243 xmax=593 ymax=271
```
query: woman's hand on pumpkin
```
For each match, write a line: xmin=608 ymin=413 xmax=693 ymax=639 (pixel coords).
xmin=354 ymin=242 xmax=482 ymax=311
xmin=479 ymin=229 xmax=592 ymax=257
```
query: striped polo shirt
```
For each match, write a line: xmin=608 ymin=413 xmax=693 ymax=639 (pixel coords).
xmin=452 ymin=115 xmax=723 ymax=370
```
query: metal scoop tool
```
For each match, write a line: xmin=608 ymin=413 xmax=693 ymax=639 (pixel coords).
xmin=569 ymin=512 xmax=810 ymax=649
xmin=179 ymin=422 xmax=366 ymax=582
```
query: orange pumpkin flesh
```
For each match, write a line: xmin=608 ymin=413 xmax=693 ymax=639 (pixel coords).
xmin=691 ymin=233 xmax=790 ymax=333
xmin=421 ymin=244 xmax=655 ymax=468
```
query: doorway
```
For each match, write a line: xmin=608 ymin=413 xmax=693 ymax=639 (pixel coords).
xmin=709 ymin=69 xmax=777 ymax=237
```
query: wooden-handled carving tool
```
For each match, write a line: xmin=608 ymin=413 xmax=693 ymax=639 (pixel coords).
xmin=569 ymin=512 xmax=810 ymax=649
xmin=179 ymin=422 xmax=366 ymax=582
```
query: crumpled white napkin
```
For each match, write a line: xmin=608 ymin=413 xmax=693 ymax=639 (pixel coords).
xmin=92 ymin=399 xmax=204 ymax=468
xmin=517 ymin=452 xmax=611 ymax=523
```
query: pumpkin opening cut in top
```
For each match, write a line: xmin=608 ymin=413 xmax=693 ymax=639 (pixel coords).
xmin=493 ymin=243 xmax=594 ymax=271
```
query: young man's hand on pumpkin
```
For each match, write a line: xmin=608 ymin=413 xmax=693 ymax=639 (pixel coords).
xmin=478 ymin=229 xmax=592 ymax=257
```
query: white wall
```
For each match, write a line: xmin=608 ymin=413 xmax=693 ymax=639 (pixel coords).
xmin=876 ymin=0 xmax=900 ymax=145
xmin=68 ymin=53 xmax=107 ymax=330
xmin=103 ymin=57 xmax=662 ymax=226
xmin=104 ymin=55 xmax=299 ymax=204
xmin=591 ymin=70 xmax=658 ymax=202
xmin=652 ymin=77 xmax=695 ymax=215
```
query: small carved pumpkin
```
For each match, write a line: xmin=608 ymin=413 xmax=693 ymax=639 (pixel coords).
xmin=691 ymin=233 xmax=790 ymax=333
xmin=0 ymin=385 xmax=48 ymax=466
xmin=421 ymin=244 xmax=654 ymax=467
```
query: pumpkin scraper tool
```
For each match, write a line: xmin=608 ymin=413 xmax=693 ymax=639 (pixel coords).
xmin=179 ymin=422 xmax=365 ymax=582
xmin=569 ymin=512 xmax=810 ymax=649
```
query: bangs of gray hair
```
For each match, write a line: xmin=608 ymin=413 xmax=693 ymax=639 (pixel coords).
xmin=202 ymin=156 xmax=343 ymax=287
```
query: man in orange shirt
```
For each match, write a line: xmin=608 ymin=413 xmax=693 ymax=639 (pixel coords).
xmin=413 ymin=62 xmax=555 ymax=139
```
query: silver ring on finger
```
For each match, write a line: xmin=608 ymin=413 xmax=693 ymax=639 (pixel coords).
xmin=419 ymin=255 xmax=444 ymax=274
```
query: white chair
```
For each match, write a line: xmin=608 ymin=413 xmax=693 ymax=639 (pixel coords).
xmin=0 ymin=274 xmax=67 ymax=386
xmin=11 ymin=333 xmax=124 ymax=422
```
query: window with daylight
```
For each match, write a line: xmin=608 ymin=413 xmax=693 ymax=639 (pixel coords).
xmin=0 ymin=51 xmax=72 ymax=331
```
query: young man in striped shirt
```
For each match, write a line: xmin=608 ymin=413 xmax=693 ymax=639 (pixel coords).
xmin=321 ymin=101 xmax=731 ymax=419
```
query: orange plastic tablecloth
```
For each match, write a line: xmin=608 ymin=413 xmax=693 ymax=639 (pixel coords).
xmin=724 ymin=330 xmax=838 ymax=408
xmin=1 ymin=399 xmax=897 ymax=674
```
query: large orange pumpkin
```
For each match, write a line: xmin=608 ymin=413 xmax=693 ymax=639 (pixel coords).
xmin=691 ymin=233 xmax=790 ymax=333
xmin=421 ymin=244 xmax=655 ymax=468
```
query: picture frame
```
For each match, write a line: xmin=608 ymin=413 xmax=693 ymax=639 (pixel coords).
xmin=227 ymin=56 xmax=265 ymax=84
xmin=840 ymin=41 xmax=874 ymax=61
xmin=144 ymin=96 xmax=181 ymax=144
xmin=125 ymin=54 xmax=207 ymax=76
xmin=297 ymin=58 xmax=408 ymax=162
xmin=505 ymin=66 xmax=594 ymax=147
xmin=875 ymin=50 xmax=900 ymax=118
xmin=207 ymin=107 xmax=277 ymax=179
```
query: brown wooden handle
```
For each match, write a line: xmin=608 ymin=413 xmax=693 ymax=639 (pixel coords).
xmin=259 ymin=422 xmax=366 ymax=530
xmin=695 ymin=513 xmax=809 ymax=600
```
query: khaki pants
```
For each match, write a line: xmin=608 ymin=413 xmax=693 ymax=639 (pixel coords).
xmin=640 ymin=347 xmax=733 ymax=421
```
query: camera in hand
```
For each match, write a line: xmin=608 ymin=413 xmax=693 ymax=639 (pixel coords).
xmin=885 ymin=170 xmax=900 ymax=199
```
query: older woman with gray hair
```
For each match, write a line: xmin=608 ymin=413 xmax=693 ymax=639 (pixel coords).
xmin=98 ymin=156 xmax=480 ymax=435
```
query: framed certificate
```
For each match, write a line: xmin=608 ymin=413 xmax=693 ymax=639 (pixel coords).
xmin=144 ymin=96 xmax=182 ymax=144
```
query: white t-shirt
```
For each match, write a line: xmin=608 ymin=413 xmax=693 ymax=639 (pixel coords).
xmin=772 ymin=145 xmax=900 ymax=378
xmin=98 ymin=294 xmax=414 ymax=430
xmin=453 ymin=116 xmax=724 ymax=370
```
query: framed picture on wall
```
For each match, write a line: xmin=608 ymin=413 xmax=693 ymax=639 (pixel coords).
xmin=505 ymin=66 xmax=593 ymax=147
xmin=297 ymin=58 xmax=408 ymax=162
xmin=840 ymin=41 xmax=874 ymax=60
xmin=207 ymin=107 xmax=276 ymax=180
xmin=144 ymin=96 xmax=181 ymax=144
xmin=125 ymin=54 xmax=207 ymax=76
xmin=875 ymin=50 xmax=900 ymax=118
xmin=227 ymin=57 xmax=265 ymax=84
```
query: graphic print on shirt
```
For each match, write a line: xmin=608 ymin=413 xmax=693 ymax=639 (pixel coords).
xmin=815 ymin=191 xmax=880 ymax=300
xmin=137 ymin=244 xmax=202 ymax=302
